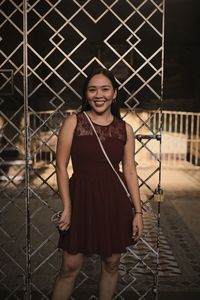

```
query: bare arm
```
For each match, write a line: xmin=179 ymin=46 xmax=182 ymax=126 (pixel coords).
xmin=56 ymin=114 xmax=77 ymax=230
xmin=122 ymin=123 xmax=141 ymax=211
xmin=122 ymin=123 xmax=143 ymax=240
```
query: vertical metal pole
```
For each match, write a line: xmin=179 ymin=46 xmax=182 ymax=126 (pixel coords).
xmin=186 ymin=114 xmax=189 ymax=162
xmin=23 ymin=0 xmax=31 ymax=299
xmin=195 ymin=115 xmax=199 ymax=166
xmin=154 ymin=1 xmax=165 ymax=299
xmin=190 ymin=114 xmax=194 ymax=164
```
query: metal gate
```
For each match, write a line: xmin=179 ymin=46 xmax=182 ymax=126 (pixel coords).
xmin=0 ymin=0 xmax=165 ymax=299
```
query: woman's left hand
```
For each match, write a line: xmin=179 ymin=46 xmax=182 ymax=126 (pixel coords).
xmin=132 ymin=214 xmax=144 ymax=241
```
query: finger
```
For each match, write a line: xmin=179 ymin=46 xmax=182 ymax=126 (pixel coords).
xmin=58 ymin=223 xmax=64 ymax=229
xmin=135 ymin=227 xmax=143 ymax=240
xmin=59 ymin=222 xmax=68 ymax=228
xmin=58 ymin=218 xmax=68 ymax=226
xmin=132 ymin=226 xmax=138 ymax=239
xmin=133 ymin=223 xmax=138 ymax=234
xmin=59 ymin=223 xmax=70 ymax=231
xmin=58 ymin=218 xmax=65 ymax=225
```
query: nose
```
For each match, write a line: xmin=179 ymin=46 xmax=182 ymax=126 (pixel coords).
xmin=94 ymin=88 xmax=103 ymax=98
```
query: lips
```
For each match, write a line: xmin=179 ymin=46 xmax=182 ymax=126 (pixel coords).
xmin=94 ymin=100 xmax=106 ymax=106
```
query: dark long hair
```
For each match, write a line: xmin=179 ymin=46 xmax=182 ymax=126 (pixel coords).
xmin=81 ymin=67 xmax=121 ymax=119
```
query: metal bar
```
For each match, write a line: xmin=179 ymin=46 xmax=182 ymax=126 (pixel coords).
xmin=23 ymin=1 xmax=31 ymax=299
xmin=179 ymin=114 xmax=184 ymax=164
xmin=190 ymin=114 xmax=194 ymax=163
xmin=175 ymin=113 xmax=180 ymax=161
xmin=180 ymin=113 xmax=183 ymax=134
xmin=186 ymin=114 xmax=189 ymax=162
xmin=154 ymin=1 xmax=166 ymax=298
xmin=195 ymin=115 xmax=200 ymax=165
xmin=136 ymin=134 xmax=161 ymax=141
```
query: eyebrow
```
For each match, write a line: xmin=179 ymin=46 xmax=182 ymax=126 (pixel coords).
xmin=87 ymin=85 xmax=111 ymax=88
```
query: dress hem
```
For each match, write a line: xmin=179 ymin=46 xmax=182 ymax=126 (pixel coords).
xmin=57 ymin=242 xmax=137 ymax=257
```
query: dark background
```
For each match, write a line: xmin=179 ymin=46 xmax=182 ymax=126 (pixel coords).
xmin=164 ymin=0 xmax=200 ymax=111
xmin=0 ymin=0 xmax=199 ymax=112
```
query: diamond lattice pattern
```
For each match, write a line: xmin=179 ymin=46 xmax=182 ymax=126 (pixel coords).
xmin=0 ymin=0 xmax=165 ymax=299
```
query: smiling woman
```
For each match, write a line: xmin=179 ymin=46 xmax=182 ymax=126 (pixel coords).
xmin=86 ymin=73 xmax=117 ymax=122
xmin=51 ymin=67 xmax=143 ymax=300
xmin=81 ymin=67 xmax=121 ymax=120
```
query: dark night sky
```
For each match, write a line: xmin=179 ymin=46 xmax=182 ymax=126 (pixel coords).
xmin=164 ymin=0 xmax=200 ymax=111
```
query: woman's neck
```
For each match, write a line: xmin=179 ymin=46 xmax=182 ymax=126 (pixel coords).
xmin=87 ymin=110 xmax=114 ymax=125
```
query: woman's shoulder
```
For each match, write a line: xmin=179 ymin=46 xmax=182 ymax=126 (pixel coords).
xmin=124 ymin=121 xmax=133 ymax=130
xmin=116 ymin=117 xmax=133 ymax=131
xmin=65 ymin=111 xmax=89 ymax=132
xmin=60 ymin=113 xmax=77 ymax=132
xmin=124 ymin=121 xmax=135 ymax=138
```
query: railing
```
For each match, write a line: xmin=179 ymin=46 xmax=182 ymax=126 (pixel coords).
xmin=1 ymin=109 xmax=199 ymax=168
xmin=28 ymin=110 xmax=200 ymax=167
xmin=29 ymin=110 xmax=75 ymax=165
xmin=150 ymin=111 xmax=200 ymax=166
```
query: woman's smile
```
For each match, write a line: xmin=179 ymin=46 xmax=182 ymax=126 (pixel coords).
xmin=94 ymin=100 xmax=106 ymax=106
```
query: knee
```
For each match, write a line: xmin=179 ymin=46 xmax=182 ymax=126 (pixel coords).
xmin=59 ymin=252 xmax=84 ymax=280
xmin=103 ymin=259 xmax=119 ymax=274
xmin=59 ymin=260 xmax=82 ymax=279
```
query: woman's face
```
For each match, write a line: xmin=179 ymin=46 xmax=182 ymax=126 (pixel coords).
xmin=86 ymin=74 xmax=117 ymax=114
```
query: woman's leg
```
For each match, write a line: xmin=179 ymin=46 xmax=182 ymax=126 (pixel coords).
xmin=99 ymin=254 xmax=121 ymax=300
xmin=52 ymin=251 xmax=84 ymax=300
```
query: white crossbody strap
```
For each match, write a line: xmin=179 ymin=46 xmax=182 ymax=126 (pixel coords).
xmin=83 ymin=112 xmax=132 ymax=202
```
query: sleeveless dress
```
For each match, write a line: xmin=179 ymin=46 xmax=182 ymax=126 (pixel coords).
xmin=58 ymin=112 xmax=135 ymax=257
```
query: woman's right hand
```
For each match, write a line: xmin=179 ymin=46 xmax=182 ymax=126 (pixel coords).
xmin=58 ymin=210 xmax=71 ymax=232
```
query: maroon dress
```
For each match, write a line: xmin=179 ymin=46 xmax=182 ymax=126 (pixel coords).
xmin=58 ymin=112 xmax=135 ymax=257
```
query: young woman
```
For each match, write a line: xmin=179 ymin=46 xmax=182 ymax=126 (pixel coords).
xmin=52 ymin=67 xmax=143 ymax=300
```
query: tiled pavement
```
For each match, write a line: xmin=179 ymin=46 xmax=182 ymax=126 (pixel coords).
xmin=148 ymin=168 xmax=200 ymax=299
xmin=1 ymin=167 xmax=200 ymax=299
xmin=158 ymin=192 xmax=200 ymax=294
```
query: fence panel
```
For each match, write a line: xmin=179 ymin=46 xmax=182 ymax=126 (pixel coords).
xmin=0 ymin=1 xmax=165 ymax=299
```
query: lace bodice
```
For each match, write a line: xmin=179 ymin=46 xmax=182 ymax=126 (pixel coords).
xmin=74 ymin=112 xmax=127 ymax=143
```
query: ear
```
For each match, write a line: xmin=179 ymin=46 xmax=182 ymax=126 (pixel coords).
xmin=113 ymin=89 xmax=117 ymax=99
